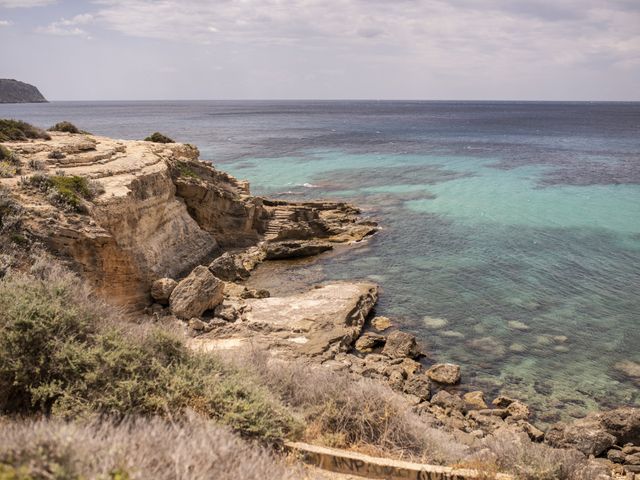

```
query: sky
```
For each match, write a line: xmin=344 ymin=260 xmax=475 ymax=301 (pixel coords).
xmin=0 ymin=0 xmax=639 ymax=101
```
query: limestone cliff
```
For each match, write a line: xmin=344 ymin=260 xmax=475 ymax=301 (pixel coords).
xmin=0 ymin=131 xmax=376 ymax=307
xmin=0 ymin=79 xmax=47 ymax=103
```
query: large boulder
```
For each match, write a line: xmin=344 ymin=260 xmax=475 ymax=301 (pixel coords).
xmin=426 ymin=363 xmax=461 ymax=385
xmin=544 ymin=407 xmax=640 ymax=457
xmin=382 ymin=331 xmax=422 ymax=359
xmin=208 ymin=252 xmax=250 ymax=281
xmin=150 ymin=277 xmax=178 ymax=304
xmin=170 ymin=266 xmax=224 ymax=319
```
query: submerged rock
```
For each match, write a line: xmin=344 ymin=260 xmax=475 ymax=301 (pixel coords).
xmin=170 ymin=266 xmax=225 ymax=319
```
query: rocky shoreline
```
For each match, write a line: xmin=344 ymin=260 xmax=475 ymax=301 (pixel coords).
xmin=1 ymin=130 xmax=638 ymax=478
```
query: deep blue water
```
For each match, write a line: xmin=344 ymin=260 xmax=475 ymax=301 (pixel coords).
xmin=2 ymin=100 xmax=639 ymax=421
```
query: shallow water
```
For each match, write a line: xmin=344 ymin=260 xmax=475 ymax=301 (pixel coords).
xmin=2 ymin=100 xmax=639 ymax=421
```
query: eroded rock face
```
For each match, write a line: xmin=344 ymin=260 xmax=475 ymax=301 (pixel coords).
xmin=170 ymin=266 xmax=224 ymax=319
xmin=2 ymin=133 xmax=376 ymax=309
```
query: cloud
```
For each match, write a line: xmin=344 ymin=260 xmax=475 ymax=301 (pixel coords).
xmin=0 ymin=19 xmax=11 ymax=26
xmin=0 ymin=0 xmax=56 ymax=7
xmin=36 ymin=13 xmax=93 ymax=37
xmin=90 ymin=0 xmax=640 ymax=71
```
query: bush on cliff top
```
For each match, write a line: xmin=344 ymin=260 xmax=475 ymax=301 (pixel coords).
xmin=25 ymin=174 xmax=103 ymax=212
xmin=0 ymin=261 xmax=297 ymax=441
xmin=48 ymin=121 xmax=82 ymax=134
xmin=144 ymin=132 xmax=175 ymax=143
xmin=0 ymin=119 xmax=50 ymax=142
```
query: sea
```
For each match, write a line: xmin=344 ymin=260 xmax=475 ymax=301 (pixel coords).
xmin=2 ymin=100 xmax=638 ymax=423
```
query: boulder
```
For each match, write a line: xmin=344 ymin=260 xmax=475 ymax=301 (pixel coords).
xmin=517 ymin=421 xmax=545 ymax=441
xmin=188 ymin=317 xmax=207 ymax=332
xmin=213 ymin=303 xmax=239 ymax=322
xmin=382 ymin=331 xmax=422 ymax=359
xmin=170 ymin=266 xmax=225 ymax=319
xmin=150 ymin=278 xmax=178 ymax=304
xmin=505 ymin=400 xmax=530 ymax=420
xmin=430 ymin=390 xmax=465 ymax=412
xmin=371 ymin=316 xmax=392 ymax=332
xmin=208 ymin=252 xmax=250 ymax=281
xmin=607 ymin=449 xmax=626 ymax=464
xmin=463 ymin=391 xmax=488 ymax=410
xmin=600 ymin=407 xmax=640 ymax=445
xmin=403 ymin=374 xmax=431 ymax=401
xmin=545 ymin=417 xmax=617 ymax=456
xmin=264 ymin=241 xmax=333 ymax=260
xmin=426 ymin=363 xmax=461 ymax=385
xmin=354 ymin=332 xmax=386 ymax=353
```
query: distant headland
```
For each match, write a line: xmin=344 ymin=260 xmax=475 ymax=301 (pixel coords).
xmin=0 ymin=79 xmax=47 ymax=103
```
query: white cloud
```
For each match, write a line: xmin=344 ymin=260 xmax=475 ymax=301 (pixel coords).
xmin=36 ymin=13 xmax=93 ymax=37
xmin=0 ymin=19 xmax=11 ymax=26
xmin=0 ymin=0 xmax=55 ymax=7
xmin=91 ymin=0 xmax=640 ymax=71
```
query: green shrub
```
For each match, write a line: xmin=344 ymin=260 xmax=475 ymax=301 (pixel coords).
xmin=48 ymin=121 xmax=81 ymax=134
xmin=26 ymin=174 xmax=97 ymax=212
xmin=0 ymin=162 xmax=17 ymax=178
xmin=0 ymin=265 xmax=297 ymax=441
xmin=144 ymin=132 xmax=174 ymax=144
xmin=0 ymin=120 xmax=50 ymax=142
xmin=174 ymin=160 xmax=199 ymax=179
xmin=0 ymin=146 xmax=18 ymax=164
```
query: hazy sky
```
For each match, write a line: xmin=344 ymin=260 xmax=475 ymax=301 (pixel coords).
xmin=1 ymin=0 xmax=639 ymax=101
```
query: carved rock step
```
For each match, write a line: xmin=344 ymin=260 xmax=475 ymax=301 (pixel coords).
xmin=285 ymin=441 xmax=513 ymax=480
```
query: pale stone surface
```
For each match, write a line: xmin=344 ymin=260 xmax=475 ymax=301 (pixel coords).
xmin=243 ymin=282 xmax=378 ymax=356
xmin=170 ymin=266 xmax=225 ymax=319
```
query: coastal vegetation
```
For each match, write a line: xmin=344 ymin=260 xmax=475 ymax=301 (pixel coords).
xmin=48 ymin=121 xmax=82 ymax=134
xmin=0 ymin=119 xmax=50 ymax=142
xmin=144 ymin=132 xmax=175 ymax=143
xmin=24 ymin=174 xmax=103 ymax=212
xmin=0 ymin=259 xmax=298 ymax=441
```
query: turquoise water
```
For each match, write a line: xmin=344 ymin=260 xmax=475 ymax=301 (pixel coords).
xmin=2 ymin=100 xmax=638 ymax=422
xmin=224 ymin=148 xmax=640 ymax=422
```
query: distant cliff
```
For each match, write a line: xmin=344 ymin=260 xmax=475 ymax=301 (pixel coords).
xmin=0 ymin=79 xmax=47 ymax=103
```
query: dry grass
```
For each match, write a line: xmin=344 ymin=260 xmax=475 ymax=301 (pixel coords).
xmin=226 ymin=351 xmax=469 ymax=465
xmin=474 ymin=428 xmax=604 ymax=480
xmin=0 ymin=415 xmax=305 ymax=480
